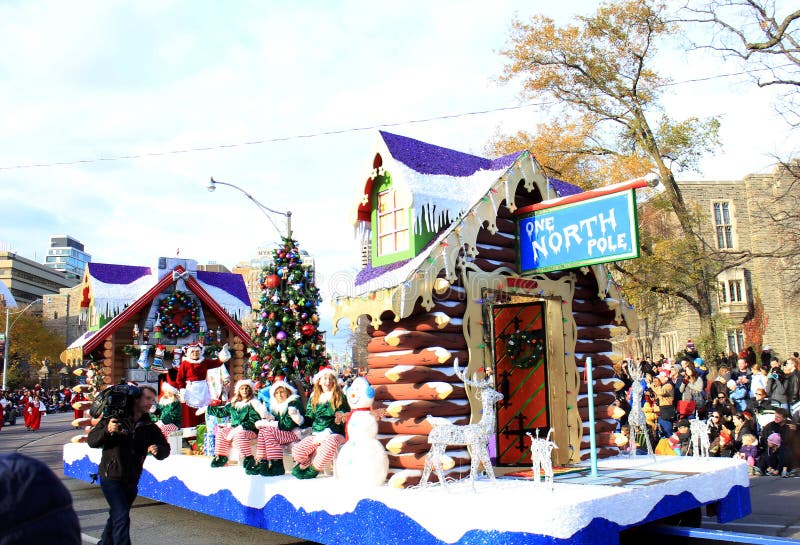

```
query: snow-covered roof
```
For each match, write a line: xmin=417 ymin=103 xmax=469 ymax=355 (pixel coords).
xmin=86 ymin=262 xmax=251 ymax=318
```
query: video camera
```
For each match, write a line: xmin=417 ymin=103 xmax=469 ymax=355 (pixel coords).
xmin=89 ymin=380 xmax=142 ymax=420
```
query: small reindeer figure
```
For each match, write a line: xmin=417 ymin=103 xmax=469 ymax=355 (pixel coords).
xmin=420 ymin=359 xmax=503 ymax=488
xmin=626 ymin=360 xmax=655 ymax=461
xmin=527 ymin=428 xmax=558 ymax=490
xmin=690 ymin=416 xmax=710 ymax=458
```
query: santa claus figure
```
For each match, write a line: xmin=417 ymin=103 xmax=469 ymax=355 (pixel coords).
xmin=175 ymin=342 xmax=231 ymax=427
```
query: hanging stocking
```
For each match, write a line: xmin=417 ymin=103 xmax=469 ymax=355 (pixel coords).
xmin=137 ymin=345 xmax=151 ymax=370
xmin=152 ymin=344 xmax=166 ymax=370
xmin=172 ymin=347 xmax=182 ymax=369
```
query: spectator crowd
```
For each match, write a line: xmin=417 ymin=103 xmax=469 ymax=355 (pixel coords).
xmin=614 ymin=340 xmax=799 ymax=477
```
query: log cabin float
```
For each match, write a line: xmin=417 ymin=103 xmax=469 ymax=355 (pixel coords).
xmin=60 ymin=258 xmax=251 ymax=394
xmin=332 ymin=131 xmax=638 ymax=487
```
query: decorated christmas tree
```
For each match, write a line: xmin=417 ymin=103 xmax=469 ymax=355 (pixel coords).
xmin=249 ymin=236 xmax=328 ymax=383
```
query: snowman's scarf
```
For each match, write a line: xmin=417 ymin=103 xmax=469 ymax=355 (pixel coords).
xmin=345 ymin=407 xmax=372 ymax=441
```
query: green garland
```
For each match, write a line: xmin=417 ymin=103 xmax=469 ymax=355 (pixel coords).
xmin=505 ymin=330 xmax=544 ymax=369
xmin=157 ymin=290 xmax=201 ymax=339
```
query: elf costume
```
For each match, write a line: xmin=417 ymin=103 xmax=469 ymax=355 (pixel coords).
xmin=291 ymin=368 xmax=350 ymax=479
xmin=254 ymin=380 xmax=305 ymax=477
xmin=153 ymin=381 xmax=183 ymax=441
xmin=207 ymin=380 xmax=266 ymax=471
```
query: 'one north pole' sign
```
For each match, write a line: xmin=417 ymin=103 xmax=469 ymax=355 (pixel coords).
xmin=516 ymin=178 xmax=648 ymax=274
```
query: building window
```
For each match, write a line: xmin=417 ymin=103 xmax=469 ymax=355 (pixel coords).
xmin=713 ymin=202 xmax=734 ymax=249
xmin=727 ymin=329 xmax=744 ymax=354
xmin=719 ymin=282 xmax=727 ymax=303
xmin=728 ymin=279 xmax=743 ymax=302
xmin=376 ymin=189 xmax=409 ymax=256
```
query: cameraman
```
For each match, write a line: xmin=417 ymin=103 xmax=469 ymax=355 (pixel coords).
xmin=87 ymin=385 xmax=169 ymax=545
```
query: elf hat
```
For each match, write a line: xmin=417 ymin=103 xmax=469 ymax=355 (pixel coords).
xmin=270 ymin=379 xmax=297 ymax=399
xmin=313 ymin=366 xmax=337 ymax=384
xmin=161 ymin=381 xmax=179 ymax=396
xmin=235 ymin=379 xmax=255 ymax=392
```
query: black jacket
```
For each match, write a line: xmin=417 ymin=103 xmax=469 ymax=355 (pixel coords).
xmin=87 ymin=414 xmax=170 ymax=484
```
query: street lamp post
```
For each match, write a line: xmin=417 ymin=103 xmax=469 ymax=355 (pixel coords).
xmin=207 ymin=177 xmax=292 ymax=239
xmin=2 ymin=298 xmax=43 ymax=391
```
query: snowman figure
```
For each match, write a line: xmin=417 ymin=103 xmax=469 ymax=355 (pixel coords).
xmin=335 ymin=377 xmax=389 ymax=486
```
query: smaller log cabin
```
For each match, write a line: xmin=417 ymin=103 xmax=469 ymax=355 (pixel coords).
xmin=333 ymin=131 xmax=638 ymax=487
xmin=60 ymin=258 xmax=251 ymax=390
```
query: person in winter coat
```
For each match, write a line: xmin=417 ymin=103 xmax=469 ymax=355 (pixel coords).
xmin=0 ymin=453 xmax=81 ymax=545
xmin=650 ymin=374 xmax=676 ymax=437
xmin=679 ymin=361 xmax=706 ymax=415
xmin=766 ymin=367 xmax=790 ymax=410
xmin=207 ymin=380 xmax=267 ymax=471
xmin=291 ymin=367 xmax=350 ymax=479
xmin=253 ymin=380 xmax=306 ymax=477
xmin=87 ymin=385 xmax=170 ymax=545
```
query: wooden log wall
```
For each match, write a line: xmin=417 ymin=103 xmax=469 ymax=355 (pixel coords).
xmin=572 ymin=270 xmax=628 ymax=458
xmin=367 ymin=278 xmax=471 ymax=487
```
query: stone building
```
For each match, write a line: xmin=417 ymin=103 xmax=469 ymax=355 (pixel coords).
xmin=625 ymin=160 xmax=800 ymax=360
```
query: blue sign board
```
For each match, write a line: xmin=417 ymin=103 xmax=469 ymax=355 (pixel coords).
xmin=517 ymin=190 xmax=640 ymax=273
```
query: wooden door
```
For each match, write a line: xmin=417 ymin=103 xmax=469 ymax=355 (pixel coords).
xmin=492 ymin=302 xmax=549 ymax=466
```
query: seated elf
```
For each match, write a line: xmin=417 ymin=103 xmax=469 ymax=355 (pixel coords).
xmin=291 ymin=367 xmax=349 ymax=479
xmin=253 ymin=379 xmax=305 ymax=476
xmin=207 ymin=380 xmax=267 ymax=470
xmin=153 ymin=379 xmax=182 ymax=441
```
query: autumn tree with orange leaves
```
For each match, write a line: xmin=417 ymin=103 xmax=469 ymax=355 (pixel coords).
xmin=0 ymin=303 xmax=65 ymax=389
xmin=491 ymin=0 xmax=766 ymax=352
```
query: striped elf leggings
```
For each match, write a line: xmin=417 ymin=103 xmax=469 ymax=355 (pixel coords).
xmin=155 ymin=422 xmax=179 ymax=441
xmin=256 ymin=426 xmax=301 ymax=460
xmin=213 ymin=425 xmax=257 ymax=457
xmin=292 ymin=433 xmax=345 ymax=471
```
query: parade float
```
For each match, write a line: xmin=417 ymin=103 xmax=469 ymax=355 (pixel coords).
xmin=64 ymin=131 xmax=749 ymax=545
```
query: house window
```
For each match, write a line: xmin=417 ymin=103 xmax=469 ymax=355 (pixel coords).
xmin=719 ymin=282 xmax=727 ymax=303
xmin=376 ymin=189 xmax=409 ymax=256
xmin=727 ymin=329 xmax=744 ymax=354
xmin=713 ymin=202 xmax=734 ymax=249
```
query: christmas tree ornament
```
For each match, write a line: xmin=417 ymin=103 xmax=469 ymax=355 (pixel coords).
xmin=276 ymin=331 xmax=287 ymax=341
xmin=265 ymin=274 xmax=281 ymax=288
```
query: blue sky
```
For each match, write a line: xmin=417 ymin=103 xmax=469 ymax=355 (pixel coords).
xmin=0 ymin=1 xmax=795 ymax=350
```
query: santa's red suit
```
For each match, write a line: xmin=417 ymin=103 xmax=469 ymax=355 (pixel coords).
xmin=176 ymin=343 xmax=231 ymax=427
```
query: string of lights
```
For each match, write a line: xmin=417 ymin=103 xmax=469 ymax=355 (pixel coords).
xmin=0 ymin=64 xmax=792 ymax=172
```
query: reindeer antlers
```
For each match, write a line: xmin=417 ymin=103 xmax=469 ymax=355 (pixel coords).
xmin=453 ymin=358 xmax=492 ymax=388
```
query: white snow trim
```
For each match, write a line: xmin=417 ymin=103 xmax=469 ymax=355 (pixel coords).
xmin=196 ymin=280 xmax=251 ymax=318
xmin=91 ymin=274 xmax=156 ymax=316
xmin=393 ymin=161 xmax=504 ymax=236
xmin=63 ymin=445 xmax=749 ymax=543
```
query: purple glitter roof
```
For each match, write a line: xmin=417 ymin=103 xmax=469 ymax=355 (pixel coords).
xmin=197 ymin=270 xmax=251 ymax=306
xmin=354 ymin=237 xmax=439 ymax=287
xmin=88 ymin=263 xmax=151 ymax=284
xmin=548 ymin=177 xmax=583 ymax=197
xmin=380 ymin=131 xmax=521 ymax=177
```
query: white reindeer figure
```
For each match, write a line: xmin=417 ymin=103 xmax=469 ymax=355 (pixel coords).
xmin=420 ymin=359 xmax=503 ymax=488
xmin=527 ymin=428 xmax=558 ymax=490
xmin=626 ymin=361 xmax=656 ymax=461
xmin=690 ymin=417 xmax=710 ymax=458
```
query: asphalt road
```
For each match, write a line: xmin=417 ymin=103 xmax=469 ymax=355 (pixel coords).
xmin=0 ymin=412 xmax=315 ymax=545
xmin=2 ymin=412 xmax=799 ymax=543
